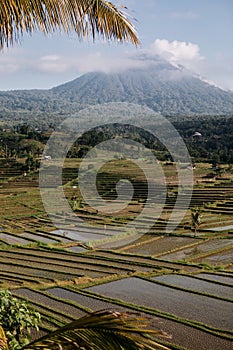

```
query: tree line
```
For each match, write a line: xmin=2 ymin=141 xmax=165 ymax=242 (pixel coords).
xmin=0 ymin=116 xmax=233 ymax=166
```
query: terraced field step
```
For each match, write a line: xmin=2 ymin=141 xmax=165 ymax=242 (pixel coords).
xmin=86 ymin=249 xmax=201 ymax=272
xmin=0 ymin=246 xmax=168 ymax=278
xmin=157 ymin=238 xmax=233 ymax=262
xmin=45 ymin=286 xmax=233 ymax=350
xmin=194 ymin=248 xmax=233 ymax=266
xmin=0 ymin=269 xmax=53 ymax=285
xmin=0 ymin=232 xmax=33 ymax=244
xmin=195 ymin=272 xmax=233 ymax=286
xmin=150 ymin=274 xmax=233 ymax=300
xmin=86 ymin=277 xmax=233 ymax=332
xmin=12 ymin=288 xmax=86 ymax=320
xmin=46 ymin=287 xmax=126 ymax=312
xmin=0 ymin=260 xmax=88 ymax=281
xmin=0 ymin=256 xmax=126 ymax=281
xmin=1 ymin=179 xmax=39 ymax=188
xmin=204 ymin=207 xmax=233 ymax=214
xmin=119 ymin=236 xmax=203 ymax=256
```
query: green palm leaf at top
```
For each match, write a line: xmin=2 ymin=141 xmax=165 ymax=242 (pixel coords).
xmin=22 ymin=310 xmax=171 ymax=350
xmin=0 ymin=0 xmax=139 ymax=49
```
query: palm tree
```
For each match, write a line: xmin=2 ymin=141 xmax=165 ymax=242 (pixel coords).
xmin=0 ymin=0 xmax=139 ymax=49
xmin=191 ymin=208 xmax=202 ymax=237
xmin=1 ymin=310 xmax=171 ymax=350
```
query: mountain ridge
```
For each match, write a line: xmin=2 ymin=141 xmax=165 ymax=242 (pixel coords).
xmin=0 ymin=59 xmax=233 ymax=120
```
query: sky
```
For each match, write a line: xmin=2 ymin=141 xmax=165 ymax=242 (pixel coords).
xmin=0 ymin=0 xmax=233 ymax=91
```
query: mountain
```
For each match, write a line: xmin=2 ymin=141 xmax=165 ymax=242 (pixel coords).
xmin=0 ymin=58 xmax=233 ymax=125
xmin=51 ymin=59 xmax=233 ymax=114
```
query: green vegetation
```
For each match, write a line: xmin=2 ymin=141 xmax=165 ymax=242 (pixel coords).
xmin=2 ymin=3 xmax=232 ymax=349
xmin=0 ymin=121 xmax=232 ymax=350
xmin=0 ymin=290 xmax=41 ymax=349
xmin=0 ymin=291 xmax=170 ymax=350
xmin=173 ymin=116 xmax=233 ymax=164
xmin=1 ymin=116 xmax=233 ymax=165
xmin=1 ymin=67 xmax=233 ymax=117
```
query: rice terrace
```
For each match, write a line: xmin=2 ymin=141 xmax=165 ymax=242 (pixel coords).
xmin=0 ymin=0 xmax=233 ymax=349
xmin=0 ymin=126 xmax=232 ymax=350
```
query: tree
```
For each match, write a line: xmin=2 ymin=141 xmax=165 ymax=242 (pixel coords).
xmin=18 ymin=124 xmax=30 ymax=136
xmin=191 ymin=208 xmax=202 ymax=237
xmin=0 ymin=0 xmax=139 ymax=49
xmin=24 ymin=154 xmax=39 ymax=172
xmin=19 ymin=140 xmax=44 ymax=157
xmin=0 ymin=290 xmax=41 ymax=350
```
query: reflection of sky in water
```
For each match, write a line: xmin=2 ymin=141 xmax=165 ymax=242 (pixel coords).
xmin=0 ymin=233 xmax=29 ymax=244
xmin=204 ymin=225 xmax=233 ymax=231
xmin=152 ymin=274 xmax=232 ymax=299
xmin=160 ymin=239 xmax=233 ymax=261
xmin=52 ymin=229 xmax=110 ymax=241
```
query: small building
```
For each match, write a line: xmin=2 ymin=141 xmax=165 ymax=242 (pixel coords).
xmin=43 ymin=155 xmax=52 ymax=161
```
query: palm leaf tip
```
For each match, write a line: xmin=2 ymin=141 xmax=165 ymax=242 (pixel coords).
xmin=0 ymin=326 xmax=9 ymax=350
xmin=22 ymin=310 xmax=171 ymax=350
xmin=0 ymin=0 xmax=139 ymax=49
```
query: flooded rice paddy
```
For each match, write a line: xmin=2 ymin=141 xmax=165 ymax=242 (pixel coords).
xmin=22 ymin=232 xmax=58 ymax=244
xmin=151 ymin=274 xmax=232 ymax=299
xmin=13 ymin=288 xmax=86 ymax=319
xmin=47 ymin=287 xmax=119 ymax=311
xmin=0 ymin=232 xmax=30 ymax=244
xmin=87 ymin=277 xmax=232 ymax=330
xmin=204 ymin=224 xmax=233 ymax=231
xmin=52 ymin=229 xmax=111 ymax=241
xmin=122 ymin=236 xmax=199 ymax=256
xmin=46 ymin=287 xmax=232 ymax=350
xmin=196 ymin=273 xmax=233 ymax=285
xmin=195 ymin=248 xmax=233 ymax=265
xmin=159 ymin=239 xmax=233 ymax=261
xmin=153 ymin=317 xmax=232 ymax=350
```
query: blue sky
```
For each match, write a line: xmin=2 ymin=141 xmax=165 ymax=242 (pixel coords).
xmin=0 ymin=0 xmax=232 ymax=91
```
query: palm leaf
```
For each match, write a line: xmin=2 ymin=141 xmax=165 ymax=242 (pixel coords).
xmin=0 ymin=0 xmax=139 ymax=49
xmin=22 ymin=310 xmax=171 ymax=350
xmin=0 ymin=326 xmax=9 ymax=350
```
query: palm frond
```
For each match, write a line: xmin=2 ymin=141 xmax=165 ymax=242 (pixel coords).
xmin=0 ymin=326 xmax=9 ymax=350
xmin=0 ymin=0 xmax=139 ymax=49
xmin=22 ymin=310 xmax=171 ymax=350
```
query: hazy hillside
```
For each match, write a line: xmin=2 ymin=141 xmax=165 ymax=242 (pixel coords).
xmin=51 ymin=60 xmax=233 ymax=114
xmin=0 ymin=58 xmax=232 ymax=124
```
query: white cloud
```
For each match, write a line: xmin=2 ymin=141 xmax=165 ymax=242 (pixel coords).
xmin=0 ymin=61 xmax=19 ymax=73
xmin=41 ymin=55 xmax=61 ymax=62
xmin=149 ymin=39 xmax=204 ymax=71
xmin=1 ymin=38 xmax=232 ymax=92
xmin=0 ymin=48 xmax=25 ymax=73
xmin=37 ymin=55 xmax=69 ymax=73
xmin=146 ymin=39 xmax=233 ymax=90
xmin=34 ymin=51 xmax=144 ymax=75
xmin=33 ymin=44 xmax=233 ymax=91
xmin=33 ymin=39 xmax=205 ymax=78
